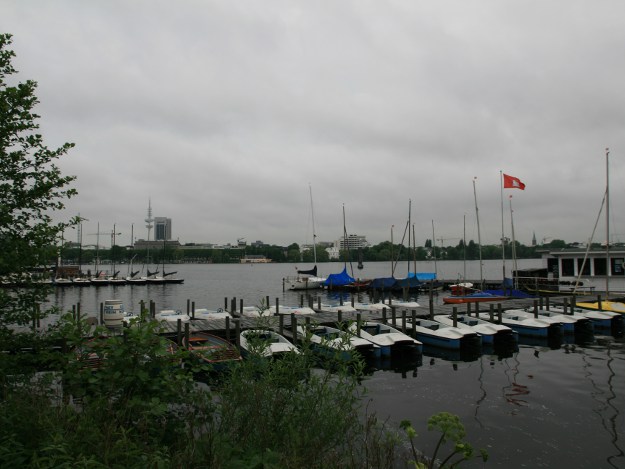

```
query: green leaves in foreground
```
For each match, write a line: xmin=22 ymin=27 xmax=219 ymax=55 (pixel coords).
xmin=401 ymin=413 xmax=488 ymax=468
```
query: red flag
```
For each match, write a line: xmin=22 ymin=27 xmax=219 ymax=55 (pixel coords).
xmin=503 ymin=173 xmax=525 ymax=190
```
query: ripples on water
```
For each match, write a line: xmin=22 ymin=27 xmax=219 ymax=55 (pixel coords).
xmin=45 ymin=261 xmax=624 ymax=468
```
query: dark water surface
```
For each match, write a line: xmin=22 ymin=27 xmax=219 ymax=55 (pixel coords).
xmin=46 ymin=261 xmax=624 ymax=468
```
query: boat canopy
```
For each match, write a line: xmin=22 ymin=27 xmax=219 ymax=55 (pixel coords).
xmin=369 ymin=277 xmax=397 ymax=289
xmin=297 ymin=265 xmax=317 ymax=276
xmin=408 ymin=272 xmax=437 ymax=281
xmin=323 ymin=267 xmax=355 ymax=287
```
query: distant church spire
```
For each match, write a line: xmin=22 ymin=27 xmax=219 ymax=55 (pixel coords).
xmin=532 ymin=231 xmax=537 ymax=247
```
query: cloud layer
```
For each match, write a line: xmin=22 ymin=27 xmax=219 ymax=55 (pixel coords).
xmin=4 ymin=1 xmax=625 ymax=248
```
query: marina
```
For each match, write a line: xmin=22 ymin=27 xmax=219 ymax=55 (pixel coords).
xmin=34 ymin=261 xmax=625 ymax=468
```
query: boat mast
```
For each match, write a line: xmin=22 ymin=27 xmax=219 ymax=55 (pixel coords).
xmin=407 ymin=199 xmax=411 ymax=278
xmin=431 ymin=220 xmax=438 ymax=279
xmin=500 ymin=170 xmax=506 ymax=281
xmin=473 ymin=177 xmax=484 ymax=287
xmin=309 ymin=184 xmax=318 ymax=266
xmin=605 ymin=147 xmax=610 ymax=297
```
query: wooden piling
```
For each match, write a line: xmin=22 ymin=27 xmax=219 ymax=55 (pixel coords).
xmin=452 ymin=307 xmax=458 ymax=327
xmin=184 ymin=322 xmax=190 ymax=349
xmin=225 ymin=316 xmax=231 ymax=342
xmin=291 ymin=314 xmax=297 ymax=345
xmin=279 ymin=314 xmax=284 ymax=336
xmin=391 ymin=306 xmax=397 ymax=327
xmin=275 ymin=298 xmax=279 ymax=315
xmin=356 ymin=313 xmax=362 ymax=337
xmin=401 ymin=310 xmax=406 ymax=333
xmin=533 ymin=300 xmax=538 ymax=318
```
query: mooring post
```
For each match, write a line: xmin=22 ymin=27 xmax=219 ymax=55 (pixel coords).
xmin=412 ymin=310 xmax=417 ymax=336
xmin=291 ymin=314 xmax=297 ymax=345
xmin=240 ymin=298 xmax=244 ymax=316
xmin=497 ymin=303 xmax=502 ymax=323
xmin=279 ymin=313 xmax=284 ymax=336
xmin=275 ymin=297 xmax=279 ymax=315
xmin=318 ymin=297 xmax=321 ymax=312
xmin=597 ymin=294 xmax=603 ymax=311
xmin=563 ymin=297 xmax=569 ymax=314
xmin=338 ymin=310 xmax=343 ymax=323
xmin=489 ymin=303 xmax=494 ymax=322
xmin=300 ymin=294 xmax=304 ymax=307
xmin=429 ymin=295 xmax=434 ymax=319
xmin=466 ymin=302 xmax=471 ymax=316
xmin=224 ymin=297 xmax=228 ymax=310
xmin=533 ymin=300 xmax=538 ymax=318
xmin=351 ymin=295 xmax=355 ymax=307
xmin=356 ymin=312 xmax=362 ymax=336
xmin=545 ymin=295 xmax=550 ymax=310
xmin=453 ymin=307 xmax=458 ymax=327
xmin=391 ymin=306 xmax=397 ymax=327
xmin=235 ymin=319 xmax=241 ymax=349
xmin=266 ymin=296 xmax=270 ymax=309
xmin=225 ymin=316 xmax=231 ymax=342
xmin=571 ymin=295 xmax=576 ymax=309
xmin=191 ymin=301 xmax=195 ymax=319
xmin=282 ymin=278 xmax=285 ymax=292
xmin=177 ymin=318 xmax=182 ymax=346
xmin=382 ymin=307 xmax=387 ymax=324
xmin=539 ymin=296 xmax=544 ymax=309
xmin=184 ymin=322 xmax=190 ymax=349
xmin=100 ymin=302 xmax=104 ymax=325
xmin=401 ymin=310 xmax=406 ymax=333
xmin=340 ymin=296 xmax=344 ymax=306
xmin=186 ymin=299 xmax=190 ymax=315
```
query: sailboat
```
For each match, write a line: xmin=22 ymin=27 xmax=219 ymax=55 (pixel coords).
xmin=146 ymin=238 xmax=184 ymax=284
xmin=287 ymin=185 xmax=326 ymax=290
xmin=574 ymin=148 xmax=625 ymax=313
xmin=322 ymin=204 xmax=359 ymax=290
xmin=444 ymin=178 xmax=507 ymax=304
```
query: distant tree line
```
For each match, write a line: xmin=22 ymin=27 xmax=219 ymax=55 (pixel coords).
xmin=56 ymin=238 xmax=585 ymax=266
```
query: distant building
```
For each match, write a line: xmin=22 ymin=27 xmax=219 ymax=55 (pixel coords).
xmin=133 ymin=239 xmax=181 ymax=250
xmin=154 ymin=217 xmax=172 ymax=241
xmin=337 ymin=234 xmax=369 ymax=250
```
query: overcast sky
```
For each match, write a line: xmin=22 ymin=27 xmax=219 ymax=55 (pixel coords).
xmin=4 ymin=1 xmax=625 ymax=249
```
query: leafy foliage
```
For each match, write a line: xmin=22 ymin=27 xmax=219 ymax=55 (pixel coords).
xmin=0 ymin=33 xmax=77 ymax=328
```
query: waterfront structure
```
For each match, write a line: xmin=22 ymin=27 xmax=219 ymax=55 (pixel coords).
xmin=240 ymin=255 xmax=272 ymax=264
xmin=528 ymin=247 xmax=625 ymax=293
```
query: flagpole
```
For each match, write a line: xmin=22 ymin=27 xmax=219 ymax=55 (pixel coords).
xmin=473 ymin=177 xmax=483 ymax=288
xmin=500 ymin=170 xmax=506 ymax=283
xmin=605 ymin=147 xmax=610 ymax=298
xmin=509 ymin=195 xmax=518 ymax=289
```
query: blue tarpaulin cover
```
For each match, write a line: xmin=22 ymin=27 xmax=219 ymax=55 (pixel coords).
xmin=323 ymin=267 xmax=356 ymax=287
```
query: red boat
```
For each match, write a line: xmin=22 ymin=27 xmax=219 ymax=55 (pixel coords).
xmin=443 ymin=283 xmax=508 ymax=304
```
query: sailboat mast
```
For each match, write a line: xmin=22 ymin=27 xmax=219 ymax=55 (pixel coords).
xmin=500 ymin=170 xmax=506 ymax=281
xmin=605 ymin=147 xmax=610 ymax=297
xmin=431 ymin=220 xmax=438 ymax=279
xmin=309 ymin=184 xmax=317 ymax=265
xmin=473 ymin=177 xmax=484 ymax=287
xmin=407 ymin=199 xmax=411 ymax=277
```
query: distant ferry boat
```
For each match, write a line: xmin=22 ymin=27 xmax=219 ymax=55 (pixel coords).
xmin=240 ymin=255 xmax=272 ymax=264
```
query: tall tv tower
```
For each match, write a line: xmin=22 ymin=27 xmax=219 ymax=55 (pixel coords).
xmin=145 ymin=199 xmax=154 ymax=242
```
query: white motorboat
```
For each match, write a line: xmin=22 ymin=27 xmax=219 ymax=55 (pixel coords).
xmin=239 ymin=329 xmax=299 ymax=358
xmin=478 ymin=311 xmax=561 ymax=338
xmin=548 ymin=305 xmax=624 ymax=331
xmin=404 ymin=318 xmax=482 ymax=350
xmin=347 ymin=321 xmax=422 ymax=357
xmin=155 ymin=309 xmax=190 ymax=323
xmin=297 ymin=324 xmax=381 ymax=360
xmin=191 ymin=308 xmax=232 ymax=320
xmin=433 ymin=314 xmax=517 ymax=345
xmin=268 ymin=305 xmax=316 ymax=315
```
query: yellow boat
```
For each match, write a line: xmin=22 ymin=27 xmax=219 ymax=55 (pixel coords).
xmin=575 ymin=300 xmax=625 ymax=314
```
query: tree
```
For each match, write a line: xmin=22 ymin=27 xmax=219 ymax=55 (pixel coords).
xmin=0 ymin=34 xmax=77 ymax=329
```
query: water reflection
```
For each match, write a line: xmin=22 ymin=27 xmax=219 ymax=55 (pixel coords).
xmin=581 ymin=345 xmax=624 ymax=468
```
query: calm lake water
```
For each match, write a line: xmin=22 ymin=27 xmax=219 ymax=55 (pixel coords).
xmin=46 ymin=260 xmax=625 ymax=468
